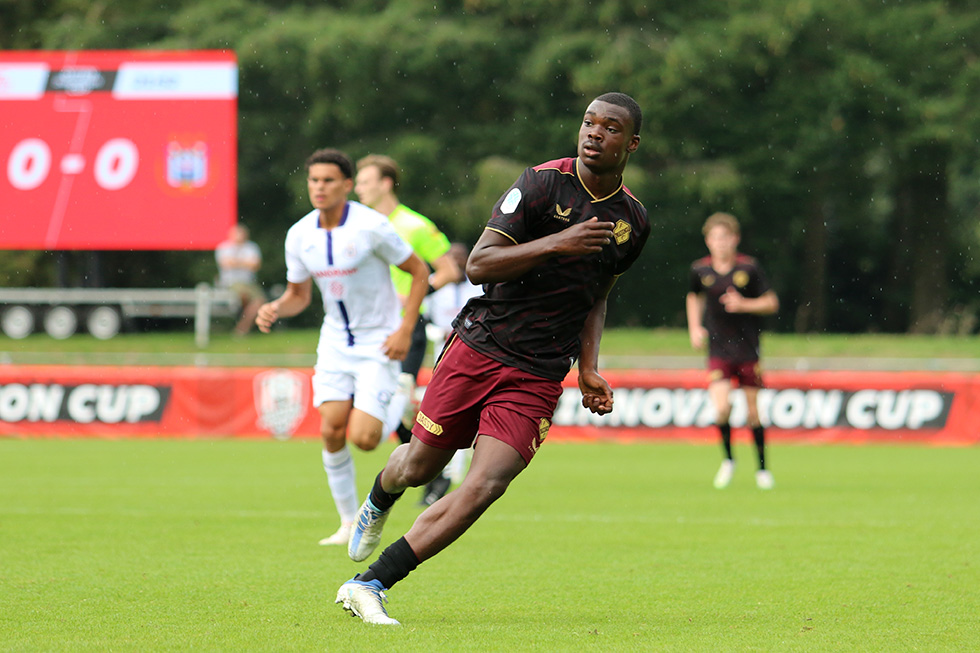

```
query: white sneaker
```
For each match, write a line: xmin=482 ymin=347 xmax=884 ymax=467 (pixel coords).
xmin=318 ymin=522 xmax=352 ymax=546
xmin=756 ymin=470 xmax=774 ymax=490
xmin=713 ymin=460 xmax=735 ymax=489
xmin=348 ymin=498 xmax=390 ymax=562
xmin=336 ymin=577 xmax=400 ymax=625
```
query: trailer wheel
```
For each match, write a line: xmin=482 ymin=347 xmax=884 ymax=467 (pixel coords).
xmin=1 ymin=305 xmax=35 ymax=339
xmin=87 ymin=306 xmax=122 ymax=340
xmin=43 ymin=306 xmax=78 ymax=339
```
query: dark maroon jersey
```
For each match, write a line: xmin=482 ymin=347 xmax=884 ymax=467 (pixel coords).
xmin=688 ymin=254 xmax=772 ymax=362
xmin=453 ymin=157 xmax=649 ymax=380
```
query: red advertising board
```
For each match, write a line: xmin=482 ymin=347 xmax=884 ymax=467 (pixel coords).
xmin=551 ymin=369 xmax=979 ymax=445
xmin=0 ymin=365 xmax=978 ymax=445
xmin=0 ymin=50 xmax=237 ymax=250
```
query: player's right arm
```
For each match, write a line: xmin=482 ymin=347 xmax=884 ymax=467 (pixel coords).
xmin=256 ymin=280 xmax=312 ymax=333
xmin=686 ymin=291 xmax=708 ymax=349
xmin=467 ymin=218 xmax=614 ymax=284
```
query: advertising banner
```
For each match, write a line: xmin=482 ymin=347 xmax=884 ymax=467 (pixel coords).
xmin=0 ymin=366 xmax=977 ymax=444
xmin=0 ymin=50 xmax=237 ymax=250
xmin=550 ymin=369 xmax=978 ymax=445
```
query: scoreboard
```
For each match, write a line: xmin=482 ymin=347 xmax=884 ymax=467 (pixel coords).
xmin=0 ymin=50 xmax=237 ymax=250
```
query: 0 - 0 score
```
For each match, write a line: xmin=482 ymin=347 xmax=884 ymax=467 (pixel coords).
xmin=7 ymin=136 xmax=139 ymax=191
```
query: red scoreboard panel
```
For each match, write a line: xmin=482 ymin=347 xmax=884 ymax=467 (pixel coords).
xmin=0 ymin=50 xmax=237 ymax=250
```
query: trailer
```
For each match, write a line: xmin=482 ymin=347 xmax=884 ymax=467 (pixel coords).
xmin=0 ymin=284 xmax=240 ymax=347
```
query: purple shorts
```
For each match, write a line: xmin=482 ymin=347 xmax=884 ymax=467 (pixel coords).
xmin=411 ymin=336 xmax=563 ymax=465
xmin=708 ymin=357 xmax=763 ymax=388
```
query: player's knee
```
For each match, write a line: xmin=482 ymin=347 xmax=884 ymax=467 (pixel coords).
xmin=348 ymin=429 xmax=382 ymax=452
xmin=398 ymin=458 xmax=443 ymax=487
xmin=390 ymin=447 xmax=448 ymax=488
xmin=458 ymin=474 xmax=509 ymax=509
xmin=320 ymin=426 xmax=346 ymax=449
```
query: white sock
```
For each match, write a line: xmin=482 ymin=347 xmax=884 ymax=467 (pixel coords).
xmin=383 ymin=391 xmax=410 ymax=435
xmin=322 ymin=446 xmax=358 ymax=524
xmin=382 ymin=373 xmax=416 ymax=435
xmin=448 ymin=448 xmax=471 ymax=486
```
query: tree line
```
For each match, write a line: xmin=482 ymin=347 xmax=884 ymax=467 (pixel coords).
xmin=3 ymin=0 xmax=980 ymax=334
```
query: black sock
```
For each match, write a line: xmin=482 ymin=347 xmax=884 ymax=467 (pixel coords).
xmin=369 ymin=470 xmax=404 ymax=512
xmin=752 ymin=425 xmax=766 ymax=470
xmin=395 ymin=423 xmax=413 ymax=444
xmin=719 ymin=423 xmax=733 ymax=460
xmin=358 ymin=537 xmax=420 ymax=589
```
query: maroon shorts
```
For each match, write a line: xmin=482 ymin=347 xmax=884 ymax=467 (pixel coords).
xmin=411 ymin=336 xmax=563 ymax=465
xmin=708 ymin=357 xmax=763 ymax=388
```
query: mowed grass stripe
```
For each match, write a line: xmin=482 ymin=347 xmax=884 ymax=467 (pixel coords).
xmin=1 ymin=438 xmax=977 ymax=652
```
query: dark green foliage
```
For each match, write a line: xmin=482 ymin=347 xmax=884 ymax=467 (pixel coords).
xmin=4 ymin=0 xmax=980 ymax=333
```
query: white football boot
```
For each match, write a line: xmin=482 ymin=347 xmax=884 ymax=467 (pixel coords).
xmin=336 ymin=577 xmax=400 ymax=625
xmin=318 ymin=522 xmax=352 ymax=546
xmin=713 ymin=459 xmax=735 ymax=489
xmin=348 ymin=498 xmax=390 ymax=562
xmin=755 ymin=469 xmax=775 ymax=490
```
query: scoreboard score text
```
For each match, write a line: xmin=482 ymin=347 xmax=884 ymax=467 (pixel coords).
xmin=0 ymin=50 xmax=237 ymax=250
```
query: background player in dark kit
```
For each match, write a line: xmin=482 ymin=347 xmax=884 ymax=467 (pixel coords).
xmin=686 ymin=212 xmax=779 ymax=490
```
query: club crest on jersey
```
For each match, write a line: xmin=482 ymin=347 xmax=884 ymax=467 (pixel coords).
xmin=613 ymin=220 xmax=631 ymax=245
xmin=552 ymin=204 xmax=572 ymax=222
xmin=702 ymin=274 xmax=716 ymax=287
xmin=733 ymin=270 xmax=750 ymax=288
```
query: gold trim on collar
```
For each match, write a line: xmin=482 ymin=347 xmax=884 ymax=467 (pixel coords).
xmin=575 ymin=158 xmax=623 ymax=203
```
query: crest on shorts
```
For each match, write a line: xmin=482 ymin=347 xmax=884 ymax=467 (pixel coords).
xmin=733 ymin=270 xmax=750 ymax=288
xmin=529 ymin=418 xmax=551 ymax=455
xmin=254 ymin=369 xmax=309 ymax=440
xmin=613 ymin=220 xmax=631 ymax=245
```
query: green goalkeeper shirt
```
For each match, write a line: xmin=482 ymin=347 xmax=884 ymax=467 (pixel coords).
xmin=388 ymin=203 xmax=451 ymax=300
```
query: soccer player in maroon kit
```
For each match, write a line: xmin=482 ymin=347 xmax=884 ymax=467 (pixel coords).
xmin=335 ymin=92 xmax=650 ymax=625
xmin=686 ymin=212 xmax=779 ymax=490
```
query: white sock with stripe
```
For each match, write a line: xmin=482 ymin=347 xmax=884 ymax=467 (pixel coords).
xmin=322 ymin=446 xmax=358 ymax=524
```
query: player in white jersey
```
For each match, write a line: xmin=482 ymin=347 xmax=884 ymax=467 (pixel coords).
xmin=256 ymin=148 xmax=430 ymax=547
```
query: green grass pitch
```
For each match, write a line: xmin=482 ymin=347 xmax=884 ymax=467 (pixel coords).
xmin=1 ymin=437 xmax=977 ymax=651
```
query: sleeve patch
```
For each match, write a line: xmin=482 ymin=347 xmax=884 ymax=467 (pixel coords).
xmin=500 ymin=188 xmax=522 ymax=214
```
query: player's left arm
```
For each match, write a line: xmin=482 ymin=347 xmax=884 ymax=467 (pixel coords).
xmin=577 ymin=276 xmax=617 ymax=415
xmin=383 ymin=251 xmax=429 ymax=360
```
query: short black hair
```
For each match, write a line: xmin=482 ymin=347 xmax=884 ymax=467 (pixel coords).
xmin=305 ymin=148 xmax=354 ymax=179
xmin=594 ymin=92 xmax=642 ymax=136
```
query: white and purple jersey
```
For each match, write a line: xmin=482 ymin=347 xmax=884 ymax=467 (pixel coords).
xmin=284 ymin=201 xmax=412 ymax=354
